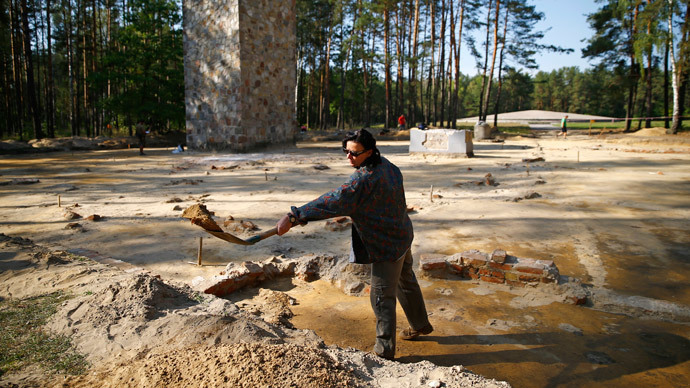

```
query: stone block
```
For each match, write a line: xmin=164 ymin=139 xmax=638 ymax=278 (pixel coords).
xmin=420 ymin=254 xmax=448 ymax=271
xmin=518 ymin=274 xmax=541 ymax=283
xmin=490 ymin=249 xmax=507 ymax=263
xmin=514 ymin=258 xmax=546 ymax=275
xmin=479 ymin=268 xmax=505 ymax=279
xmin=296 ymin=257 xmax=320 ymax=281
xmin=343 ymin=280 xmax=366 ymax=295
xmin=506 ymin=280 xmax=526 ymax=288
xmin=243 ymin=261 xmax=264 ymax=278
xmin=448 ymin=262 xmax=465 ymax=275
xmin=480 ymin=275 xmax=505 ymax=284
xmin=489 ymin=261 xmax=513 ymax=271
xmin=446 ymin=253 xmax=464 ymax=265
xmin=536 ymin=259 xmax=555 ymax=268
xmin=184 ymin=0 xmax=296 ymax=151
xmin=461 ymin=250 xmax=489 ymax=268
xmin=409 ymin=129 xmax=474 ymax=157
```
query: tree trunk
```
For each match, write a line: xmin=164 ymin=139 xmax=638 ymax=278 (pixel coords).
xmin=64 ymin=0 xmax=77 ymax=136
xmin=307 ymin=56 xmax=314 ymax=129
xmin=394 ymin=5 xmax=404 ymax=122
xmin=426 ymin=0 xmax=435 ymax=125
xmin=91 ymin=0 xmax=99 ymax=135
xmin=409 ymin=0 xmax=420 ymax=126
xmin=106 ymin=0 xmax=112 ymax=133
xmin=21 ymin=0 xmax=43 ymax=139
xmin=296 ymin=45 xmax=304 ymax=124
xmin=9 ymin=1 xmax=24 ymax=139
xmin=321 ymin=25 xmax=333 ymax=130
xmin=446 ymin=0 xmax=455 ymax=128
xmin=677 ymin=1 xmax=690 ymax=130
xmin=337 ymin=1 xmax=350 ymax=129
xmin=46 ymin=0 xmax=56 ymax=137
xmin=664 ymin=36 xmax=669 ymax=129
xmin=666 ymin=0 xmax=681 ymax=134
xmin=419 ymin=0 xmax=427 ymax=124
xmin=478 ymin=0 xmax=493 ymax=121
xmin=481 ymin=0 xmax=500 ymax=123
xmin=624 ymin=4 xmax=640 ymax=132
xmin=2 ymin=57 xmax=16 ymax=136
xmin=493 ymin=3 xmax=508 ymax=128
xmin=384 ymin=5 xmax=391 ymax=129
xmin=452 ymin=0 xmax=465 ymax=129
xmin=437 ymin=0 xmax=446 ymax=127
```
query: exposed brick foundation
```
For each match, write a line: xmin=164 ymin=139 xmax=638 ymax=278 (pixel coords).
xmin=420 ymin=249 xmax=560 ymax=287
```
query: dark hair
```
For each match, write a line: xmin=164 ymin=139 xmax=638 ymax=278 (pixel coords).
xmin=342 ymin=129 xmax=382 ymax=167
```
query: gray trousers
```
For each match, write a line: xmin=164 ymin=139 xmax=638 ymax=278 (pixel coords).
xmin=370 ymin=249 xmax=430 ymax=358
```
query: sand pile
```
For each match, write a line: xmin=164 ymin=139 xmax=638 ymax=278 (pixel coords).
xmin=53 ymin=343 xmax=365 ymax=388
xmin=629 ymin=127 xmax=668 ymax=136
xmin=46 ymin=270 xmax=324 ymax=363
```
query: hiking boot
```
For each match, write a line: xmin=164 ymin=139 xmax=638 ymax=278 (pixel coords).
xmin=374 ymin=351 xmax=395 ymax=361
xmin=400 ymin=324 xmax=434 ymax=340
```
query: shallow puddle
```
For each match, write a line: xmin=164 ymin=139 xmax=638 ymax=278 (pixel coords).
xmin=287 ymin=279 xmax=690 ymax=388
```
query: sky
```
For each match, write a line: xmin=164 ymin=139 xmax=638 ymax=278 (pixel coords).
xmin=460 ymin=0 xmax=603 ymax=74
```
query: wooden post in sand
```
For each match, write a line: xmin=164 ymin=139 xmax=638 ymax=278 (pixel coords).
xmin=57 ymin=195 xmax=61 ymax=207
xmin=197 ymin=237 xmax=203 ymax=266
xmin=430 ymin=185 xmax=434 ymax=202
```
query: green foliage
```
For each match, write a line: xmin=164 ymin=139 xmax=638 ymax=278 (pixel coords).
xmin=0 ymin=292 xmax=89 ymax=377
xmin=97 ymin=0 xmax=184 ymax=132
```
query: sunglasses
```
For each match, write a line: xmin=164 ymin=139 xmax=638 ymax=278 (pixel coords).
xmin=342 ymin=148 xmax=368 ymax=157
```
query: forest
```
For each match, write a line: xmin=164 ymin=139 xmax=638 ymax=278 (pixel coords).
xmin=0 ymin=0 xmax=688 ymax=142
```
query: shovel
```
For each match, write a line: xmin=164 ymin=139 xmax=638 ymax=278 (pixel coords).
xmin=202 ymin=227 xmax=279 ymax=246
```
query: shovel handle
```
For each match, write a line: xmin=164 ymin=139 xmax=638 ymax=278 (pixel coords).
xmin=245 ymin=227 xmax=279 ymax=244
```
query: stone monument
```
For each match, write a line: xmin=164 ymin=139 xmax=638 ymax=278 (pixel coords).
xmin=409 ymin=129 xmax=474 ymax=157
xmin=183 ymin=0 xmax=297 ymax=151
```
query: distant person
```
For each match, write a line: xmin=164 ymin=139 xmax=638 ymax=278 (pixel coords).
xmin=558 ymin=115 xmax=568 ymax=138
xmin=135 ymin=121 xmax=148 ymax=155
xmin=398 ymin=114 xmax=406 ymax=131
xmin=417 ymin=122 xmax=427 ymax=130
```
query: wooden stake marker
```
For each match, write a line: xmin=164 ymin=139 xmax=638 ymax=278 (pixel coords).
xmin=197 ymin=237 xmax=203 ymax=266
xmin=57 ymin=195 xmax=61 ymax=207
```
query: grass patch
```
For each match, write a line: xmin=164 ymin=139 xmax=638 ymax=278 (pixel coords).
xmin=495 ymin=126 xmax=532 ymax=135
xmin=566 ymin=120 xmax=684 ymax=130
xmin=0 ymin=292 xmax=89 ymax=378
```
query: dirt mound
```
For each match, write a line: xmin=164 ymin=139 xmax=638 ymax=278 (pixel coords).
xmin=630 ymin=127 xmax=668 ymax=136
xmin=235 ymin=288 xmax=296 ymax=327
xmin=53 ymin=343 xmax=365 ymax=388
xmin=74 ymin=273 xmax=198 ymax=321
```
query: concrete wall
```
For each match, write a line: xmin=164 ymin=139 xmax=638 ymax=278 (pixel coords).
xmin=183 ymin=0 xmax=296 ymax=151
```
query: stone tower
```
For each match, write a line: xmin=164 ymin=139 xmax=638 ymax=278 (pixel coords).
xmin=183 ymin=0 xmax=296 ymax=151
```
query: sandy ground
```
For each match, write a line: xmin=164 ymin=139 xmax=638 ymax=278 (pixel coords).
xmin=1 ymin=127 xmax=690 ymax=387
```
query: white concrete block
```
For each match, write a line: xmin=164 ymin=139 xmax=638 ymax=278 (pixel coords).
xmin=409 ymin=129 xmax=474 ymax=157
